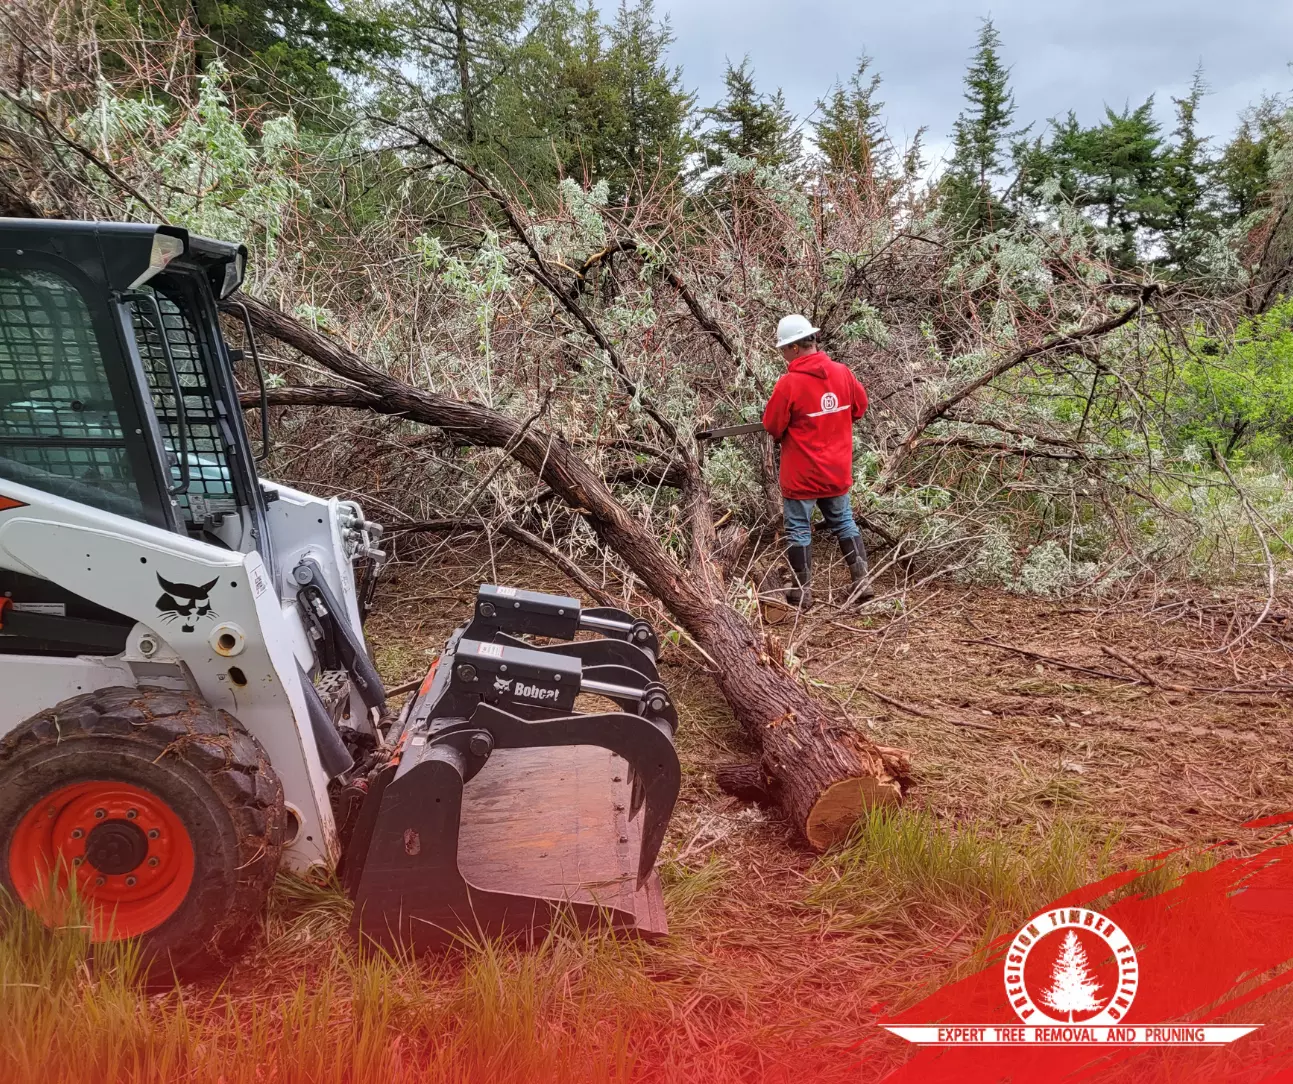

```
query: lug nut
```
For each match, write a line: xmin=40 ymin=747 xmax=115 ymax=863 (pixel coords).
xmin=148 ymin=857 xmax=160 ymax=867
xmin=94 ymin=809 xmax=106 ymax=819
xmin=73 ymin=857 xmax=83 ymax=867
xmin=126 ymin=809 xmax=137 ymax=819
xmin=70 ymin=828 xmax=84 ymax=839
xmin=94 ymin=877 xmax=105 ymax=887
xmin=125 ymin=876 xmax=137 ymax=887
xmin=147 ymin=829 xmax=160 ymax=840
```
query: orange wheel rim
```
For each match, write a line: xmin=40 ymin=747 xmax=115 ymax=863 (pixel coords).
xmin=9 ymin=781 xmax=195 ymax=940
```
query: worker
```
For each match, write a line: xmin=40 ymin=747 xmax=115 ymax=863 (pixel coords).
xmin=761 ymin=314 xmax=872 ymax=608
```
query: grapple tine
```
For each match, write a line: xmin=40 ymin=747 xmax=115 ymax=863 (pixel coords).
xmin=493 ymin=633 xmax=659 ymax=683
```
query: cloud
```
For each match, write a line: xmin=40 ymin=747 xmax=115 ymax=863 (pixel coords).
xmin=614 ymin=0 xmax=1293 ymax=148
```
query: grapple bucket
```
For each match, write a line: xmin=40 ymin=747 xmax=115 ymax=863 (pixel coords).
xmin=343 ymin=586 xmax=679 ymax=950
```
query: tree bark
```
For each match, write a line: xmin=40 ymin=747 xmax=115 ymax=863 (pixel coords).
xmin=230 ymin=296 xmax=902 ymax=850
xmin=716 ymin=762 xmax=774 ymax=805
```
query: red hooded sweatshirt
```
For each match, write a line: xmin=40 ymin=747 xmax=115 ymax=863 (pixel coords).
xmin=761 ymin=350 xmax=868 ymax=499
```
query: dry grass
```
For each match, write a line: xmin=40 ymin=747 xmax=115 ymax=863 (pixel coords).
xmin=4 ymin=548 xmax=1292 ymax=1082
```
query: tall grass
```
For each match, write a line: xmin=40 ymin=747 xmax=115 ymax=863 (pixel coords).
xmin=1 ymin=816 xmax=1218 ymax=1083
xmin=807 ymin=807 xmax=1121 ymax=945
xmin=0 ymin=882 xmax=659 ymax=1084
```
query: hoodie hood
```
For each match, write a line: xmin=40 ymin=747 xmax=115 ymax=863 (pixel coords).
xmin=787 ymin=350 xmax=831 ymax=379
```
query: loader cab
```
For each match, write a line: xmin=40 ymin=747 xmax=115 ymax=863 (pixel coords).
xmin=0 ymin=220 xmax=271 ymax=560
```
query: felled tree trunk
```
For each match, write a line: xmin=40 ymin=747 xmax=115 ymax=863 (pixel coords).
xmin=232 ymin=296 xmax=903 ymax=850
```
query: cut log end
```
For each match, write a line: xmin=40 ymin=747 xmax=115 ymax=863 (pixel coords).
xmin=804 ymin=776 xmax=902 ymax=852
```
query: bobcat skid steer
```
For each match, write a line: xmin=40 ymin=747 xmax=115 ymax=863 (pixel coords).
xmin=0 ymin=219 xmax=680 ymax=973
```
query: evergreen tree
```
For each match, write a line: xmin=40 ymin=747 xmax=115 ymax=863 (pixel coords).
xmin=117 ymin=0 xmax=397 ymax=118
xmin=555 ymin=1 xmax=693 ymax=196
xmin=1019 ymin=100 xmax=1167 ymax=268
xmin=607 ymin=1 xmax=693 ymax=180
xmin=1160 ymin=67 xmax=1217 ymax=269
xmin=700 ymin=57 xmax=800 ymax=171
xmin=943 ymin=18 xmax=1018 ymax=234
xmin=1218 ymin=96 xmax=1290 ymax=221
xmin=815 ymin=54 xmax=888 ymax=178
xmin=399 ymin=0 xmax=530 ymax=151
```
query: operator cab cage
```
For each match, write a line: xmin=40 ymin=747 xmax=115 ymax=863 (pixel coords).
xmin=0 ymin=219 xmax=269 ymax=558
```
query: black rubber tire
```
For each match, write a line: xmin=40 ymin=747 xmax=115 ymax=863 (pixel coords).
xmin=0 ymin=686 xmax=284 ymax=979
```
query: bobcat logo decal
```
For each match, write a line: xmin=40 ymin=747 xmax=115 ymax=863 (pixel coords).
xmin=155 ymin=573 xmax=219 ymax=633
xmin=494 ymin=677 xmax=514 ymax=694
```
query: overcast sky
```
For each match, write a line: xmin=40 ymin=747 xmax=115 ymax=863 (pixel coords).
xmin=619 ymin=1 xmax=1293 ymax=169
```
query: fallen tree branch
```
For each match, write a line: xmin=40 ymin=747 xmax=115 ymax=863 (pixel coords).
xmin=1209 ymin=443 xmax=1277 ymax=651
xmin=0 ymin=87 xmax=168 ymax=222
xmin=966 ymin=636 xmax=1293 ymax=696
xmin=389 ymin=516 xmax=616 ymax=606
xmin=881 ymin=286 xmax=1159 ymax=489
xmin=228 ymin=293 xmax=904 ymax=849
xmin=376 ymin=119 xmax=688 ymax=456
xmin=854 ymin=682 xmax=999 ymax=731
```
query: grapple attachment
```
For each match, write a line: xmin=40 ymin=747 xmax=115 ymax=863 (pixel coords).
xmin=343 ymin=586 xmax=679 ymax=951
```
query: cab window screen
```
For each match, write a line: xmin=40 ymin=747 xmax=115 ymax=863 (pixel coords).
xmin=129 ymin=283 xmax=236 ymax=524
xmin=0 ymin=268 xmax=146 ymax=518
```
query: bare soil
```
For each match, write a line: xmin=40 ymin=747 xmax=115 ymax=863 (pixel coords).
xmin=355 ymin=542 xmax=1293 ymax=1081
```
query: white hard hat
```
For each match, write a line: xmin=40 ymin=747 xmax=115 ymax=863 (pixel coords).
xmin=776 ymin=314 xmax=821 ymax=348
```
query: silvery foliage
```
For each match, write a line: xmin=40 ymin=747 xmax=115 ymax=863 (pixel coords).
xmin=957 ymin=535 xmax=1099 ymax=596
xmin=703 ymin=440 xmax=760 ymax=516
xmin=721 ymin=153 xmax=813 ymax=233
xmin=72 ymin=62 xmax=304 ymax=269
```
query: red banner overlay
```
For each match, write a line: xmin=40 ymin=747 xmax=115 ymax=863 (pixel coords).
xmin=869 ymin=815 xmax=1293 ymax=1081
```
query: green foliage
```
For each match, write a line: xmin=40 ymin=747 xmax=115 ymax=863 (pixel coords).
xmin=814 ymin=54 xmax=888 ymax=178
xmin=1160 ymin=67 xmax=1219 ymax=270
xmin=394 ymin=0 xmax=691 ymax=199
xmin=1177 ymin=297 xmax=1293 ymax=461
xmin=699 ymin=56 xmax=800 ymax=173
xmin=396 ymin=0 xmax=531 ymax=152
xmin=1017 ymin=99 xmax=1166 ymax=268
xmin=943 ymin=18 xmax=1019 ymax=236
xmin=71 ymin=63 xmax=305 ymax=260
xmin=1218 ymin=96 xmax=1291 ymax=220
xmin=118 ymin=0 xmax=397 ymax=117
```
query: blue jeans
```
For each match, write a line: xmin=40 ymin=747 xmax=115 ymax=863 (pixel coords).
xmin=783 ymin=495 xmax=859 ymax=548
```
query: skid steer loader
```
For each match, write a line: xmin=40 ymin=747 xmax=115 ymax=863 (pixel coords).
xmin=0 ymin=218 xmax=679 ymax=972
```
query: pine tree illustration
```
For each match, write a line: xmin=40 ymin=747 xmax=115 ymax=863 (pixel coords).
xmin=1040 ymin=931 xmax=1105 ymax=1022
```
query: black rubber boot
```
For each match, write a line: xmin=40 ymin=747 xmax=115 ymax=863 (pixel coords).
xmin=839 ymin=536 xmax=874 ymax=603
xmin=785 ymin=545 xmax=814 ymax=609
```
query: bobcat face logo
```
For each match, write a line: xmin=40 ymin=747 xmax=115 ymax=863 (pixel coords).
xmin=493 ymin=677 xmax=513 ymax=695
xmin=155 ymin=573 xmax=219 ymax=633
